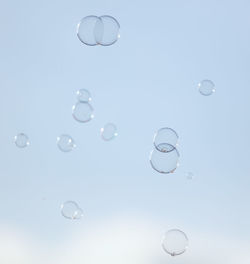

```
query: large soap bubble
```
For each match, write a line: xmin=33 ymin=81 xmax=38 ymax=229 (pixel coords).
xmin=162 ymin=229 xmax=188 ymax=256
xmin=77 ymin=15 xmax=102 ymax=46
xmin=150 ymin=146 xmax=179 ymax=174
xmin=153 ymin=127 xmax=178 ymax=153
xmin=94 ymin=15 xmax=120 ymax=46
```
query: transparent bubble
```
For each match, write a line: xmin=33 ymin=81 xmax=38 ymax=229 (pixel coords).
xmin=77 ymin=89 xmax=91 ymax=103
xmin=153 ymin=128 xmax=178 ymax=152
xmin=198 ymin=80 xmax=215 ymax=96
xmin=186 ymin=172 xmax=194 ymax=180
xmin=150 ymin=146 xmax=179 ymax=174
xmin=14 ymin=133 xmax=30 ymax=148
xmin=72 ymin=102 xmax=94 ymax=123
xmin=101 ymin=123 xmax=118 ymax=141
xmin=162 ymin=229 xmax=188 ymax=256
xmin=77 ymin=15 xmax=102 ymax=46
xmin=61 ymin=201 xmax=82 ymax=220
xmin=57 ymin=134 xmax=76 ymax=152
xmin=94 ymin=15 xmax=120 ymax=46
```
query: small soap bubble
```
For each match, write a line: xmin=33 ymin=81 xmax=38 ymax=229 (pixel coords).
xmin=186 ymin=172 xmax=194 ymax=180
xmin=94 ymin=15 xmax=120 ymax=46
xmin=72 ymin=102 xmax=94 ymax=123
xmin=77 ymin=89 xmax=91 ymax=102
xmin=150 ymin=146 xmax=179 ymax=174
xmin=153 ymin=128 xmax=178 ymax=153
xmin=57 ymin=134 xmax=76 ymax=152
xmin=162 ymin=229 xmax=189 ymax=257
xmin=14 ymin=133 xmax=30 ymax=148
xmin=61 ymin=201 xmax=82 ymax=220
xmin=101 ymin=123 xmax=118 ymax=141
xmin=198 ymin=80 xmax=215 ymax=96
xmin=77 ymin=15 xmax=102 ymax=46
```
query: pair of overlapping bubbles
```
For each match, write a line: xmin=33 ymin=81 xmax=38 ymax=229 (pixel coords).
xmin=150 ymin=127 xmax=180 ymax=174
xmin=72 ymin=89 xmax=94 ymax=123
xmin=77 ymin=15 xmax=120 ymax=46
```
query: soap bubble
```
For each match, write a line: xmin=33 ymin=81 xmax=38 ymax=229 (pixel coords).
xmin=95 ymin=15 xmax=120 ymax=46
xmin=162 ymin=229 xmax=188 ymax=256
xmin=101 ymin=123 xmax=118 ymax=141
xmin=153 ymin=127 xmax=178 ymax=152
xmin=77 ymin=89 xmax=91 ymax=102
xmin=186 ymin=172 xmax=194 ymax=180
xmin=198 ymin=80 xmax=215 ymax=96
xmin=72 ymin=102 xmax=94 ymax=123
xmin=77 ymin=15 xmax=102 ymax=46
xmin=61 ymin=201 xmax=83 ymax=220
xmin=57 ymin=134 xmax=76 ymax=152
xmin=150 ymin=146 xmax=179 ymax=174
xmin=14 ymin=133 xmax=30 ymax=148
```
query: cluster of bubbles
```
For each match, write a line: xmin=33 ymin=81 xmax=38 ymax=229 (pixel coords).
xmin=77 ymin=15 xmax=120 ymax=46
xmin=61 ymin=201 xmax=84 ymax=220
xmin=12 ymin=14 xmax=217 ymax=258
xmin=150 ymin=127 xmax=180 ymax=174
xmin=14 ymin=89 xmax=118 ymax=153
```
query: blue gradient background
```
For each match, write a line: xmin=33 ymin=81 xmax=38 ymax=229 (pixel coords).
xmin=0 ymin=0 xmax=250 ymax=263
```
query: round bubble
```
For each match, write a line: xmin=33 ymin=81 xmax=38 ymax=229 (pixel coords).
xmin=14 ymin=133 xmax=30 ymax=148
xmin=72 ymin=102 xmax=94 ymax=123
xmin=94 ymin=15 xmax=120 ymax=46
xmin=101 ymin=123 xmax=118 ymax=141
xmin=150 ymin=146 xmax=179 ymax=174
xmin=162 ymin=229 xmax=188 ymax=256
xmin=61 ymin=201 xmax=80 ymax=220
xmin=77 ymin=89 xmax=91 ymax=102
xmin=153 ymin=127 xmax=178 ymax=152
xmin=198 ymin=80 xmax=215 ymax=96
xmin=57 ymin=134 xmax=76 ymax=152
xmin=77 ymin=15 xmax=102 ymax=46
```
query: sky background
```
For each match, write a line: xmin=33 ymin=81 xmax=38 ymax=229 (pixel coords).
xmin=0 ymin=0 xmax=250 ymax=263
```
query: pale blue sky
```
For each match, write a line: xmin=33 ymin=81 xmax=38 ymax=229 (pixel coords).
xmin=0 ymin=0 xmax=250 ymax=263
